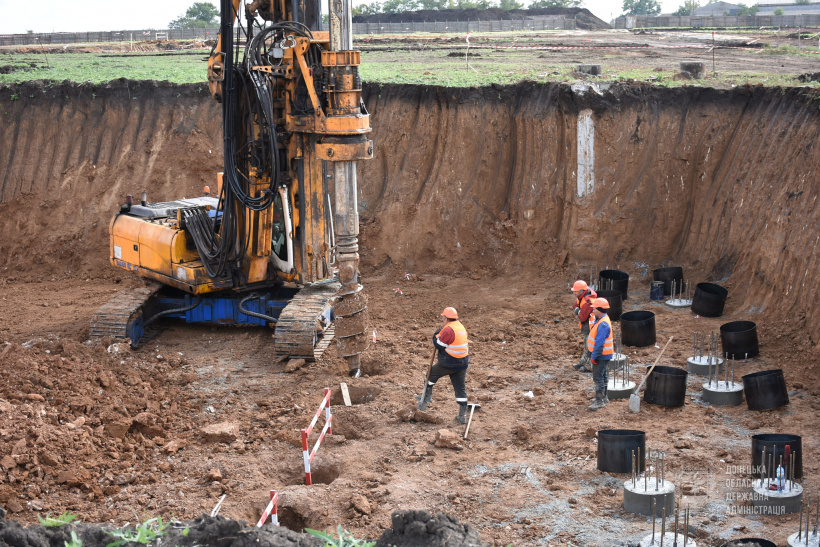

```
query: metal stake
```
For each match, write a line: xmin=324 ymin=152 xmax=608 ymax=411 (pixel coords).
xmin=683 ymin=506 xmax=688 ymax=547
xmin=673 ymin=499 xmax=679 ymax=547
xmin=652 ymin=498 xmax=656 ymax=540
xmin=799 ymin=496 xmax=804 ymax=540
xmin=661 ymin=501 xmax=666 ymax=547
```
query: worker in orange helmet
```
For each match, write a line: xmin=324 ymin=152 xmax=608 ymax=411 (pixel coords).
xmin=571 ymin=279 xmax=597 ymax=372
xmin=417 ymin=307 xmax=470 ymax=424
xmin=586 ymin=297 xmax=614 ymax=411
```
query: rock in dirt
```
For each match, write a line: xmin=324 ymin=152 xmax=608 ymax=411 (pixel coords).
xmin=397 ymin=406 xmax=444 ymax=424
xmin=105 ymin=417 xmax=133 ymax=439
xmin=201 ymin=422 xmax=239 ymax=443
xmin=206 ymin=468 xmax=223 ymax=482
xmin=284 ymin=358 xmax=306 ymax=372
xmin=434 ymin=429 xmax=465 ymax=450
xmin=375 ymin=510 xmax=489 ymax=547
xmin=133 ymin=412 xmax=164 ymax=437
xmin=351 ymin=494 xmax=372 ymax=515
xmin=162 ymin=438 xmax=186 ymax=454
xmin=6 ymin=499 xmax=23 ymax=513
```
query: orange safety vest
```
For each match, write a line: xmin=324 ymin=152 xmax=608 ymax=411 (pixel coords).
xmin=586 ymin=314 xmax=614 ymax=356
xmin=438 ymin=320 xmax=469 ymax=358
xmin=576 ymin=290 xmax=597 ymax=330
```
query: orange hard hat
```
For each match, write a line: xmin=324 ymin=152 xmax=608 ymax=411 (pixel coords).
xmin=441 ymin=307 xmax=459 ymax=319
xmin=592 ymin=297 xmax=610 ymax=310
xmin=571 ymin=280 xmax=588 ymax=292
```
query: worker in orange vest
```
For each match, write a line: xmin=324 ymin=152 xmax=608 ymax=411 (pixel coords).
xmin=586 ymin=297 xmax=614 ymax=411
xmin=417 ymin=307 xmax=470 ymax=424
xmin=571 ymin=280 xmax=597 ymax=372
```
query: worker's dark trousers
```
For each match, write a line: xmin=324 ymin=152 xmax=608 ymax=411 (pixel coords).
xmin=427 ymin=364 xmax=468 ymax=403
xmin=592 ymin=359 xmax=609 ymax=392
xmin=579 ymin=323 xmax=591 ymax=361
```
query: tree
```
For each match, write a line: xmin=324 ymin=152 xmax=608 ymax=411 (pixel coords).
xmin=454 ymin=0 xmax=493 ymax=8
xmin=672 ymin=0 xmax=699 ymax=15
xmin=621 ymin=0 xmax=662 ymax=16
xmin=773 ymin=7 xmax=784 ymax=15
xmin=418 ymin=0 xmax=449 ymax=9
xmin=731 ymin=2 xmax=759 ymax=15
xmin=530 ymin=0 xmax=582 ymax=7
xmin=795 ymin=0 xmax=810 ymax=4
xmin=169 ymin=2 xmax=219 ymax=29
xmin=381 ymin=0 xmax=420 ymax=13
xmin=499 ymin=0 xmax=524 ymax=8
xmin=353 ymin=2 xmax=384 ymax=14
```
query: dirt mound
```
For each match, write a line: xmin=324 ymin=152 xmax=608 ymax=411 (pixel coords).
xmin=353 ymin=8 xmax=610 ymax=30
xmin=375 ymin=510 xmax=489 ymax=546
xmin=0 ymin=507 xmax=488 ymax=546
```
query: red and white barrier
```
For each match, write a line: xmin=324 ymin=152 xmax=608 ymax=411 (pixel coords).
xmin=256 ymin=490 xmax=279 ymax=527
xmin=301 ymin=387 xmax=333 ymax=486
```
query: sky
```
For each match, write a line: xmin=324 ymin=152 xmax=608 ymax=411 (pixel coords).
xmin=0 ymin=0 xmax=708 ymax=35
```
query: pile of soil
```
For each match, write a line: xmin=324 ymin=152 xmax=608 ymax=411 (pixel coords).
xmin=0 ymin=508 xmax=486 ymax=546
xmin=353 ymin=7 xmax=611 ymax=30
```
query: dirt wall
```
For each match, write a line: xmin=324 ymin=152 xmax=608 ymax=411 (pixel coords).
xmin=1 ymin=80 xmax=819 ymax=345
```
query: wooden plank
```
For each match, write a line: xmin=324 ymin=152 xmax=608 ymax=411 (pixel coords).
xmin=340 ymin=382 xmax=352 ymax=407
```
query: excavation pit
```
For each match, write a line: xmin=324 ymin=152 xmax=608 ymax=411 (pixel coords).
xmin=691 ymin=283 xmax=728 ymax=317
xmin=743 ymin=369 xmax=789 ymax=411
xmin=644 ymin=366 xmax=687 ymax=408
xmin=722 ymin=540 xmax=776 ymax=547
xmin=702 ymin=380 xmax=744 ymax=406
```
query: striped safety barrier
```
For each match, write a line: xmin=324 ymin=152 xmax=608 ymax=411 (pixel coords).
xmin=256 ymin=490 xmax=279 ymax=527
xmin=301 ymin=387 xmax=333 ymax=486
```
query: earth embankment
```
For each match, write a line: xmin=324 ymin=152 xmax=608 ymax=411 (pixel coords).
xmin=1 ymin=80 xmax=819 ymax=347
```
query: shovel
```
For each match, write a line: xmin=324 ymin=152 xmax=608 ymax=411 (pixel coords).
xmin=628 ymin=336 xmax=673 ymax=413
xmin=416 ymin=348 xmax=437 ymax=410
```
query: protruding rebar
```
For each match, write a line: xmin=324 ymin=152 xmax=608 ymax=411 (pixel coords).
xmin=652 ymin=498 xmax=656 ymax=540
xmin=661 ymin=499 xmax=666 ymax=547
xmin=799 ymin=495 xmax=804 ymax=540
xmin=683 ymin=506 xmax=689 ymax=547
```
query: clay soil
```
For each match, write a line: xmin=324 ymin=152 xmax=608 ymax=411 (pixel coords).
xmin=1 ymin=76 xmax=820 ymax=545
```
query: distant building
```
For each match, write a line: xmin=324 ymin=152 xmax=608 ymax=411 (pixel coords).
xmin=757 ymin=2 xmax=820 ymax=15
xmin=692 ymin=2 xmax=741 ymax=16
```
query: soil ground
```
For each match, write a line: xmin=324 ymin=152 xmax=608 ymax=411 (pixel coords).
xmin=0 ymin=263 xmax=817 ymax=546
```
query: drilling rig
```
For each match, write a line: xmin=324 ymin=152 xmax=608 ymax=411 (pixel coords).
xmin=91 ymin=0 xmax=371 ymax=376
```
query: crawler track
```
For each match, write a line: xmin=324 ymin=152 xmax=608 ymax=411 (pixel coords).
xmin=273 ymin=281 xmax=340 ymax=360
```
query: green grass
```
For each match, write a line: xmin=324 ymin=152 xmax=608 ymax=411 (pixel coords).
xmin=1 ymin=36 xmax=818 ymax=89
xmin=105 ymin=516 xmax=168 ymax=547
xmin=0 ymin=51 xmax=208 ymax=84
xmin=37 ymin=511 xmax=79 ymax=527
xmin=306 ymin=525 xmax=376 ymax=547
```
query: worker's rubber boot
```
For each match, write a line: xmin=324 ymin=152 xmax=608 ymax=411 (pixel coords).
xmin=456 ymin=403 xmax=468 ymax=424
xmin=416 ymin=384 xmax=433 ymax=411
xmin=603 ymin=386 xmax=609 ymax=404
xmin=572 ymin=350 xmax=589 ymax=371
xmin=588 ymin=390 xmax=606 ymax=411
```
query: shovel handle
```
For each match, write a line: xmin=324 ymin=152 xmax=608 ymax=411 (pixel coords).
xmin=635 ymin=336 xmax=674 ymax=394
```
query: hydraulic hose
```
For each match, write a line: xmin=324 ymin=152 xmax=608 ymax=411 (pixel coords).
xmin=239 ymin=294 xmax=278 ymax=324
xmin=143 ymin=295 xmax=204 ymax=329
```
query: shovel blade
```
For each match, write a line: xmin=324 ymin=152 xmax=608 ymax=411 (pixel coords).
xmin=628 ymin=393 xmax=641 ymax=413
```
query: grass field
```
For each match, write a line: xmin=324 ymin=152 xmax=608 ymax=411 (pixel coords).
xmin=1 ymin=31 xmax=819 ymax=88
